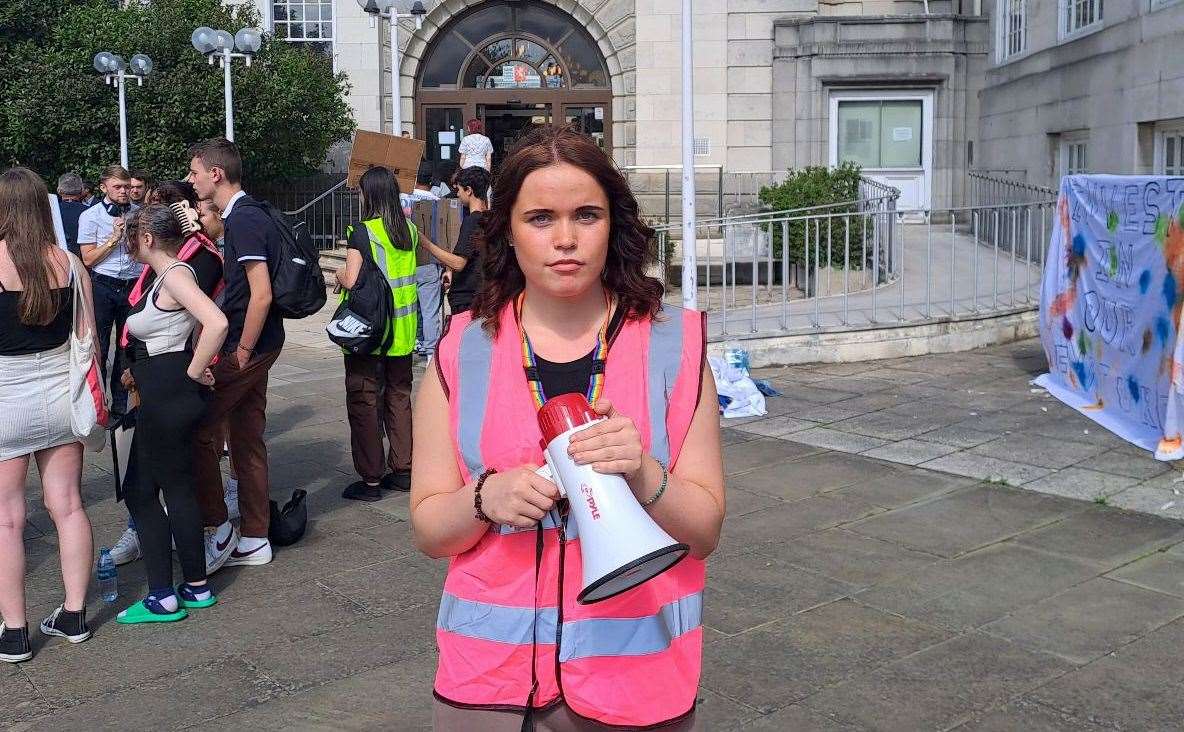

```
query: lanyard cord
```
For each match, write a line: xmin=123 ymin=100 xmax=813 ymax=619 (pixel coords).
xmin=516 ymin=291 xmax=612 ymax=410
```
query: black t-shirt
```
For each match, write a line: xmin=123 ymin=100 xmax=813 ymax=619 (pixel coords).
xmin=222 ymin=195 xmax=285 ymax=354
xmin=448 ymin=211 xmax=484 ymax=313
xmin=0 ymin=285 xmax=72 ymax=356
xmin=533 ymin=308 xmax=625 ymax=399
xmin=58 ymin=200 xmax=89 ymax=256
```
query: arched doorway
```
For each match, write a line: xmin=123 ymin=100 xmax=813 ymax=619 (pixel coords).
xmin=415 ymin=1 xmax=612 ymax=170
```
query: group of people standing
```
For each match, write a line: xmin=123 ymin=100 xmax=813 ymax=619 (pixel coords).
xmin=0 ymin=138 xmax=292 ymax=661
xmin=1 ymin=120 xmax=726 ymax=730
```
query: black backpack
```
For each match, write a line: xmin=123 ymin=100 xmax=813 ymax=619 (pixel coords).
xmin=240 ymin=199 xmax=327 ymax=319
xmin=325 ymin=234 xmax=393 ymax=355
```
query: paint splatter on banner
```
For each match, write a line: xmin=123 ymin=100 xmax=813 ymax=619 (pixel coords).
xmin=1035 ymin=175 xmax=1184 ymax=459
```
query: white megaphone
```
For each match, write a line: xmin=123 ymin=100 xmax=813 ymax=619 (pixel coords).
xmin=537 ymin=394 xmax=688 ymax=604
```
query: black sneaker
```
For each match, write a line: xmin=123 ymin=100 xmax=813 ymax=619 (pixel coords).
xmin=40 ymin=605 xmax=92 ymax=644
xmin=381 ymin=470 xmax=412 ymax=492
xmin=342 ymin=481 xmax=382 ymax=502
xmin=0 ymin=622 xmax=32 ymax=663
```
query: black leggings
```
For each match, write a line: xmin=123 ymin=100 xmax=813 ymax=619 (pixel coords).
xmin=126 ymin=351 xmax=211 ymax=591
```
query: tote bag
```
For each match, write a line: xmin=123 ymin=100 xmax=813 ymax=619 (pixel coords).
xmin=67 ymin=254 xmax=109 ymax=451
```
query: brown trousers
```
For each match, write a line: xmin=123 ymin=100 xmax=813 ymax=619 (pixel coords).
xmin=344 ymin=354 xmax=413 ymax=484
xmin=194 ymin=349 xmax=280 ymax=537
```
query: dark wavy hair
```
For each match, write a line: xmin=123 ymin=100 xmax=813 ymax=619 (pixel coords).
xmin=470 ymin=125 xmax=663 ymax=334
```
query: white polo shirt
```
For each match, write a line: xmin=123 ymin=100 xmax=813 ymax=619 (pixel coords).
xmin=77 ymin=201 xmax=143 ymax=280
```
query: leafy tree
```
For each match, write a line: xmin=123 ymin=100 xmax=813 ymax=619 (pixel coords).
xmin=0 ymin=0 xmax=355 ymax=186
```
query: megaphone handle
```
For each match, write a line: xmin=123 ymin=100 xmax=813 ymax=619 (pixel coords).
xmin=538 ymin=456 xmax=565 ymax=498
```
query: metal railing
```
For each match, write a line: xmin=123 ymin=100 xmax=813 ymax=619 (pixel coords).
xmin=968 ymin=169 xmax=1056 ymax=206
xmin=284 ymin=178 xmax=358 ymax=251
xmin=661 ymin=197 xmax=1056 ymax=341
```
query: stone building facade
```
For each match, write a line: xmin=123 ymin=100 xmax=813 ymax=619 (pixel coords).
xmin=244 ymin=0 xmax=1183 ymax=210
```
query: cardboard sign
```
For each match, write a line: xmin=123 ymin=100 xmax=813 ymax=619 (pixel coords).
xmin=347 ymin=130 xmax=425 ymax=192
xmin=410 ymin=197 xmax=465 ymax=266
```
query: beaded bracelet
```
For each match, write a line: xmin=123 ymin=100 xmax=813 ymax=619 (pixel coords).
xmin=473 ymin=468 xmax=497 ymax=523
xmin=641 ymin=461 xmax=669 ymax=508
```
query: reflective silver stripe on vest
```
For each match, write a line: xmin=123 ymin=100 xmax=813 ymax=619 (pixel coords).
xmin=457 ymin=320 xmax=494 ymax=478
xmin=436 ymin=591 xmax=703 ymax=659
xmin=367 ymin=230 xmax=416 ymax=291
xmin=647 ymin=307 xmax=685 ymax=466
xmin=391 ymin=302 xmax=417 ymax=319
xmin=559 ymin=592 xmax=702 ymax=662
xmin=437 ymin=592 xmax=557 ymax=645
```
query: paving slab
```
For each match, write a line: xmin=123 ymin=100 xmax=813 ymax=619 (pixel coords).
xmin=969 ymin=433 xmax=1109 ymax=470
xmin=832 ymin=467 xmax=974 ymax=509
xmin=722 ymin=494 xmax=884 ymax=549
xmin=1077 ymin=447 xmax=1173 ymax=480
xmin=753 ymin=528 xmax=940 ymax=589
xmin=919 ymin=451 xmax=1052 ymax=485
xmin=802 ymin=632 xmax=1073 ymax=731
xmin=956 ymin=697 xmax=1107 ymax=731
xmin=740 ymin=704 xmax=867 ymax=730
xmin=701 ymin=599 xmax=950 ymax=712
xmin=848 ymin=485 xmax=1080 ymax=558
xmin=723 ymin=436 xmax=822 ymax=475
xmin=785 ymin=428 xmax=890 ymax=453
xmin=1019 ymin=467 xmax=1139 ymax=502
xmin=1107 ymin=552 xmax=1184 ymax=598
xmin=854 ymin=543 xmax=1099 ymax=632
xmin=983 ymin=577 xmax=1184 ymax=665
xmin=730 ymin=415 xmax=817 ymax=438
xmin=736 ymin=451 xmax=905 ymax=499
xmin=862 ymin=438 xmax=960 ymax=465
xmin=705 ymin=551 xmax=854 ymax=635
xmin=1013 ymin=507 xmax=1184 ymax=568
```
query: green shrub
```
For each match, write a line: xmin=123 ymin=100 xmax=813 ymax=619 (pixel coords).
xmin=0 ymin=0 xmax=355 ymax=186
xmin=757 ymin=163 xmax=866 ymax=268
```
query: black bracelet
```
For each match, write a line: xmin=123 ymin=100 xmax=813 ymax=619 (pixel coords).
xmin=473 ymin=468 xmax=497 ymax=523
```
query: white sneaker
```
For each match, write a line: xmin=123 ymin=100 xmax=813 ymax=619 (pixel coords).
xmin=109 ymin=527 xmax=141 ymax=566
xmin=204 ymin=522 xmax=239 ymax=575
xmin=224 ymin=537 xmax=272 ymax=567
xmin=224 ymin=477 xmax=240 ymax=521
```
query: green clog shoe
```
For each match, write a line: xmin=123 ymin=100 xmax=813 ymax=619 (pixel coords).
xmin=177 ymin=587 xmax=218 ymax=610
xmin=116 ymin=601 xmax=188 ymax=624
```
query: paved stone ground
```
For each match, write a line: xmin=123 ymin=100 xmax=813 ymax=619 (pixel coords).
xmin=9 ymin=311 xmax=1184 ymax=730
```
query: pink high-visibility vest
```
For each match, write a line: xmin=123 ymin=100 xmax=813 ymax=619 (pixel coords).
xmin=433 ymin=301 xmax=707 ymax=729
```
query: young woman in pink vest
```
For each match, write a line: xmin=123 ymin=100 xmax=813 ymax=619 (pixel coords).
xmin=411 ymin=125 xmax=725 ymax=730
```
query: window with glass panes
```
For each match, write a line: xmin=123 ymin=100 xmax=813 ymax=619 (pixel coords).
xmin=998 ymin=0 xmax=1026 ymax=59
xmin=1160 ymin=129 xmax=1184 ymax=175
xmin=273 ymin=0 xmax=334 ymax=57
xmin=1065 ymin=140 xmax=1088 ymax=174
xmin=837 ymin=100 xmax=923 ymax=169
xmin=1062 ymin=0 xmax=1102 ymax=37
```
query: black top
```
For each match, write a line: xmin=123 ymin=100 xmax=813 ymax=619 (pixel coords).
xmin=447 ymin=211 xmax=484 ymax=314
xmin=346 ymin=220 xmax=415 ymax=254
xmin=0 ymin=285 xmax=73 ymax=356
xmin=532 ymin=308 xmax=625 ymax=400
xmin=222 ymin=195 xmax=285 ymax=355
xmin=58 ymin=200 xmax=89 ymax=256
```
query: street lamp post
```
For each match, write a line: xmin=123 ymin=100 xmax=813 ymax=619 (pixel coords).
xmin=191 ymin=26 xmax=263 ymax=142
xmin=94 ymin=52 xmax=154 ymax=169
xmin=357 ymin=0 xmax=428 ymax=135
xmin=680 ymin=0 xmax=697 ymax=310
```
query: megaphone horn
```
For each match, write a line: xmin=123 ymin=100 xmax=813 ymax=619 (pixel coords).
xmin=538 ymin=394 xmax=688 ymax=604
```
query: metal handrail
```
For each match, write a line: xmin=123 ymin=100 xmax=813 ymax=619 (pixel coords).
xmin=651 ymin=196 xmax=897 ymax=232
xmin=284 ymin=177 xmax=348 ymax=216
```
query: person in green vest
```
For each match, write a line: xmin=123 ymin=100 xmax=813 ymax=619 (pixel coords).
xmin=334 ymin=166 xmax=453 ymax=502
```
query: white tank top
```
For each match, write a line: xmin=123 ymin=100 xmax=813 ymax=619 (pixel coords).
xmin=126 ymin=262 xmax=199 ymax=357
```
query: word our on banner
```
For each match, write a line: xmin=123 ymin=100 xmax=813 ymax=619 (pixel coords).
xmin=1035 ymin=175 xmax=1184 ymax=460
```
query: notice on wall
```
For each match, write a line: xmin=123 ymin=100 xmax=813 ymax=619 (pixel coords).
xmin=1036 ymin=175 xmax=1184 ymax=459
xmin=438 ymin=131 xmax=456 ymax=145
xmin=892 ymin=127 xmax=913 ymax=142
xmin=440 ymin=146 xmax=451 ymax=160
xmin=594 ymin=108 xmax=604 ymax=120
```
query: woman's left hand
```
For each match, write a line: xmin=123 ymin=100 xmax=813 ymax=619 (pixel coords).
xmin=567 ymin=399 xmax=645 ymax=481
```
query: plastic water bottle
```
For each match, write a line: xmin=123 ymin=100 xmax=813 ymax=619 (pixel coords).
xmin=97 ymin=548 xmax=118 ymax=603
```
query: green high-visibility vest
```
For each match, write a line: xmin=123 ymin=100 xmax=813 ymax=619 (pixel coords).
xmin=341 ymin=217 xmax=419 ymax=357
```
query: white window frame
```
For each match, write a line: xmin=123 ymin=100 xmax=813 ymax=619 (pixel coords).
xmin=1059 ymin=0 xmax=1104 ymax=41
xmin=1155 ymin=123 xmax=1184 ymax=176
xmin=271 ymin=0 xmax=338 ymax=70
xmin=1060 ymin=131 xmax=1090 ymax=177
xmin=995 ymin=0 xmax=1027 ymax=62
xmin=828 ymin=89 xmax=934 ymax=210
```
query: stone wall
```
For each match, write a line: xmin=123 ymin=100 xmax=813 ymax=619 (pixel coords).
xmin=771 ymin=14 xmax=989 ymax=210
xmin=978 ymin=0 xmax=1184 ymax=186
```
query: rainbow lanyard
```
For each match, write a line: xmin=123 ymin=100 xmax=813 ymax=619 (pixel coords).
xmin=516 ymin=292 xmax=611 ymax=410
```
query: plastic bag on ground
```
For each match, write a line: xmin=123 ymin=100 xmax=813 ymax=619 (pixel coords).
xmin=710 ymin=349 xmax=767 ymax=419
